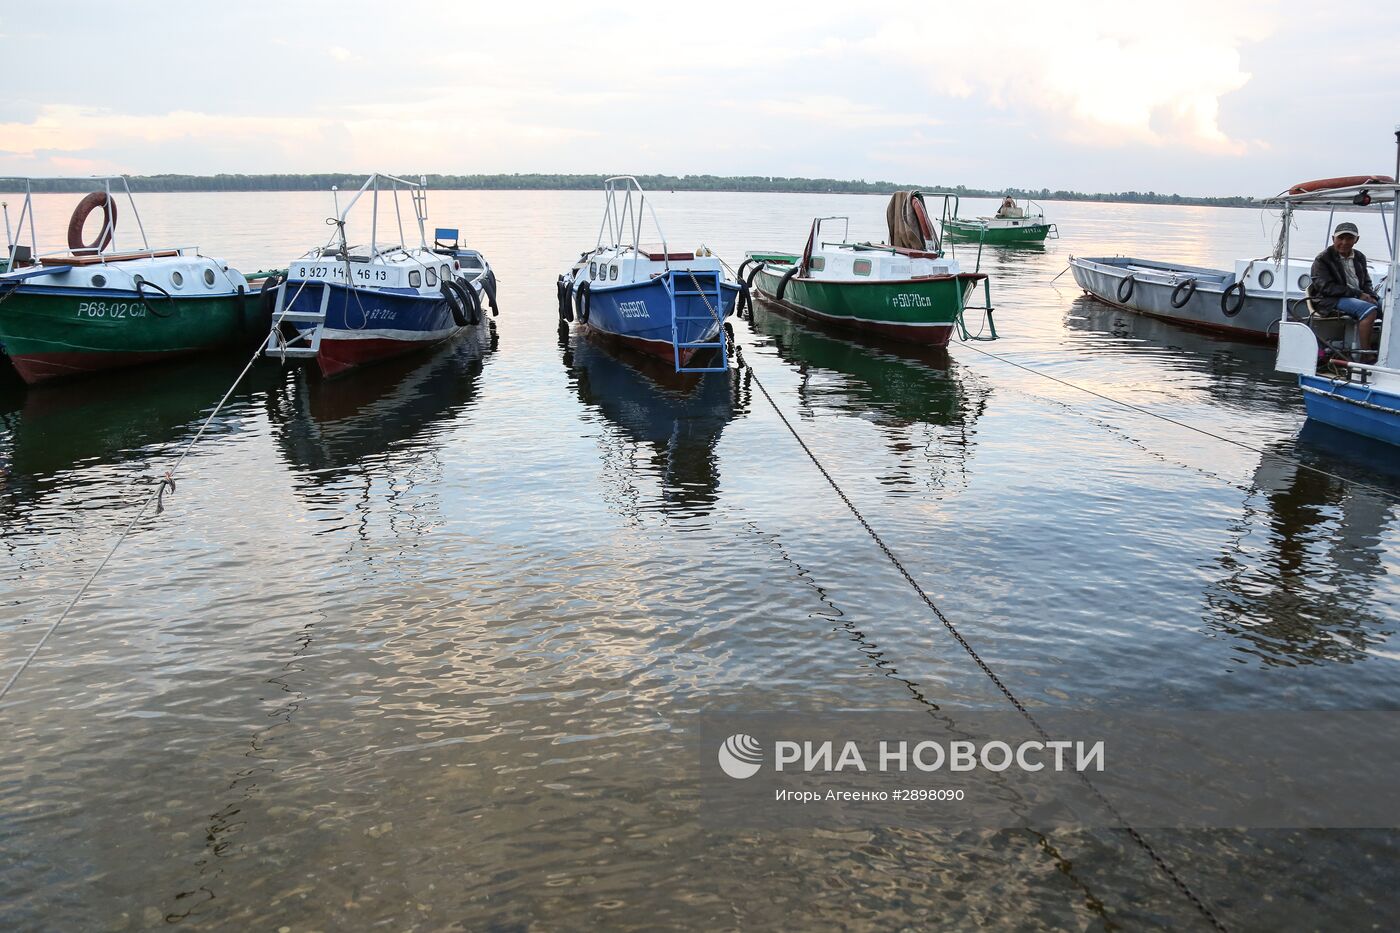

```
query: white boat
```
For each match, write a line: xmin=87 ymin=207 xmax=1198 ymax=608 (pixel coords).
xmin=1272 ymin=156 xmax=1400 ymax=446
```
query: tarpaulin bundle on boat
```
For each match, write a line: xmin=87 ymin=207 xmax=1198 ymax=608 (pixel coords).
xmin=885 ymin=191 xmax=939 ymax=254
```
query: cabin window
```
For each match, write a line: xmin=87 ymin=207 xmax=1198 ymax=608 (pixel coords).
xmin=409 ymin=270 xmax=422 ymax=288
xmin=170 ymin=271 xmax=184 ymax=288
xmin=133 ymin=274 xmax=145 ymax=287
xmin=92 ymin=273 xmax=107 ymax=288
xmin=610 ymin=265 xmax=618 ymax=280
xmin=203 ymin=268 xmax=216 ymax=287
xmin=1298 ymin=274 xmax=1311 ymax=290
xmin=810 ymin=256 xmax=825 ymax=272
xmin=589 ymin=261 xmax=597 ymax=279
xmin=1257 ymin=269 xmax=1274 ymax=289
xmin=441 ymin=265 xmax=450 ymax=281
xmin=853 ymin=259 xmax=872 ymax=276
xmin=427 ymin=267 xmax=438 ymax=287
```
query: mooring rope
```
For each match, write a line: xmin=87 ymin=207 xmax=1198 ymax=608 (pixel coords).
xmin=742 ymin=362 xmax=1228 ymax=930
xmin=953 ymin=340 xmax=1400 ymax=504
xmin=0 ymin=235 xmax=338 ymax=705
xmin=690 ymin=264 xmax=1225 ymax=927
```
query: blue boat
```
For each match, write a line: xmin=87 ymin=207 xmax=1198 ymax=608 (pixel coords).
xmin=1271 ymin=155 xmax=1400 ymax=447
xmin=558 ymin=177 xmax=743 ymax=372
xmin=266 ymin=174 xmax=497 ymax=378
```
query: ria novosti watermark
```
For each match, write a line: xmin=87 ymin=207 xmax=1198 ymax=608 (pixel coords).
xmin=693 ymin=711 xmax=1400 ymax=829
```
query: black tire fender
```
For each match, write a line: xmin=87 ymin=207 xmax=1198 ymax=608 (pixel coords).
xmin=575 ymin=280 xmax=591 ymax=324
xmin=775 ymin=264 xmax=801 ymax=302
xmin=1116 ymin=274 xmax=1135 ymax=304
xmin=1221 ymin=281 xmax=1247 ymax=317
xmin=1170 ymin=278 xmax=1197 ymax=309
xmin=443 ymin=279 xmax=469 ymax=327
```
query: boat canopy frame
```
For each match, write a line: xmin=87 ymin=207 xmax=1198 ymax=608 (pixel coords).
xmin=595 ymin=176 xmax=673 ymax=277
xmin=2 ymin=175 xmax=167 ymax=269
xmin=1269 ymin=172 xmax=1400 ymax=377
xmin=328 ymin=173 xmax=431 ymax=263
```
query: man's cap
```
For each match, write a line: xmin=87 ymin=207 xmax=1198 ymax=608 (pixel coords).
xmin=1334 ymin=221 xmax=1360 ymax=238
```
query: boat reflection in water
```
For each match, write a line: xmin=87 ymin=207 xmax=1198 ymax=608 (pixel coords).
xmin=562 ymin=327 xmax=749 ymax=517
xmin=1205 ymin=423 xmax=1399 ymax=666
xmin=747 ymin=302 xmax=990 ymax=493
xmin=1063 ymin=295 xmax=1296 ymax=414
xmin=0 ymin=354 xmax=281 ymax=509
xmin=266 ymin=324 xmax=497 ymax=488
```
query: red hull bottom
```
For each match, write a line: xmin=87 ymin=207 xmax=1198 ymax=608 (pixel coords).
xmin=316 ymin=332 xmax=461 ymax=378
xmin=5 ymin=348 xmax=192 ymax=385
xmin=760 ymin=296 xmax=954 ymax=347
xmin=583 ymin=323 xmax=709 ymax=366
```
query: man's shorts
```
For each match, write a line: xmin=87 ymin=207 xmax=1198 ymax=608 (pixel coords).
xmin=1335 ymin=296 xmax=1380 ymax=320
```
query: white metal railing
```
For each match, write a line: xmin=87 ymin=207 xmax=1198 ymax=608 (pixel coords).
xmin=595 ymin=176 xmax=671 ymax=276
xmin=1 ymin=175 xmax=157 ymax=270
xmin=328 ymin=173 xmax=430 ymax=263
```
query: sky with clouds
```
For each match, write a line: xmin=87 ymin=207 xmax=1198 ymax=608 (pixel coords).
xmin=1 ymin=0 xmax=1397 ymax=197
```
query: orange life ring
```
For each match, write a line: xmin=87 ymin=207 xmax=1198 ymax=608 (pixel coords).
xmin=1287 ymin=175 xmax=1395 ymax=195
xmin=911 ymin=195 xmax=934 ymax=241
xmin=67 ymin=191 xmax=118 ymax=253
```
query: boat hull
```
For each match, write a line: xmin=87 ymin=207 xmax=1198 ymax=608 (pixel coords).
xmin=285 ymin=280 xmax=478 ymax=378
xmin=944 ymin=218 xmax=1052 ymax=244
xmin=578 ymin=273 xmax=737 ymax=365
xmin=0 ymin=286 xmax=268 ymax=385
xmin=1069 ymin=256 xmax=1280 ymax=341
xmin=751 ymin=266 xmax=977 ymax=346
xmin=1299 ymin=374 xmax=1400 ymax=446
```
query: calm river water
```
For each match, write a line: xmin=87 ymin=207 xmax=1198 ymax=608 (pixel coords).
xmin=1 ymin=191 xmax=1398 ymax=931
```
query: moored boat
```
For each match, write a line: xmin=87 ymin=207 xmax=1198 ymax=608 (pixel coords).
xmin=1068 ymin=253 xmax=1388 ymax=342
xmin=0 ymin=177 xmax=279 ymax=385
xmin=743 ymin=191 xmax=994 ymax=346
xmin=941 ymin=194 xmax=1057 ymax=244
xmin=1272 ymin=159 xmax=1400 ymax=447
xmin=558 ymin=176 xmax=740 ymax=373
xmin=265 ymin=174 xmax=497 ymax=378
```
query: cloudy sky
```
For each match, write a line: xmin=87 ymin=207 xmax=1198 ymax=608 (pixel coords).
xmin=1 ymin=1 xmax=1397 ymax=197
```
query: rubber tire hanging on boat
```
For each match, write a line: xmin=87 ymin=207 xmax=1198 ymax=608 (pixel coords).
xmin=744 ymin=262 xmax=765 ymax=290
xmin=447 ymin=279 xmax=481 ymax=326
xmin=260 ymin=272 xmax=286 ymax=320
xmin=575 ymin=280 xmax=591 ymax=324
xmin=443 ymin=280 xmax=470 ymax=326
xmin=1170 ymin=278 xmax=1197 ymax=309
xmin=1116 ymin=274 xmax=1135 ymax=303
xmin=136 ymin=278 xmax=175 ymax=318
xmin=736 ymin=281 xmax=753 ymax=320
xmin=67 ymin=191 xmax=118 ymax=253
xmin=1221 ymin=281 xmax=1247 ymax=317
xmin=775 ymin=264 xmax=801 ymax=302
xmin=482 ymin=269 xmax=500 ymax=316
xmin=557 ymin=276 xmax=574 ymax=322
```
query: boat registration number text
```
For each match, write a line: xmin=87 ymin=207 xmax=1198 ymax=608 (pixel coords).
xmin=76 ymin=301 xmax=148 ymax=319
xmin=886 ymin=293 xmax=932 ymax=309
xmin=617 ymin=300 xmax=649 ymax=319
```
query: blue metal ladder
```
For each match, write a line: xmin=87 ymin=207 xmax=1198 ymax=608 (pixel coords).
xmin=666 ymin=270 xmax=728 ymax=373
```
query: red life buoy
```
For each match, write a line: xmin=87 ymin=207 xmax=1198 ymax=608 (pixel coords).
xmin=67 ymin=191 xmax=118 ymax=253
xmin=1287 ymin=175 xmax=1395 ymax=195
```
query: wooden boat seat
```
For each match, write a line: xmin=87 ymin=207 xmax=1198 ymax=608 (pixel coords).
xmin=636 ymin=244 xmax=695 ymax=261
xmin=40 ymin=250 xmax=180 ymax=267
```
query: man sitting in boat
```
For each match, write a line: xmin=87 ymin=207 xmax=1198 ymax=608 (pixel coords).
xmin=995 ymin=196 xmax=1024 ymax=219
xmin=1310 ymin=221 xmax=1380 ymax=352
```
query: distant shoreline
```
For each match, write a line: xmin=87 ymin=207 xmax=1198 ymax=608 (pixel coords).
xmin=0 ymin=173 xmax=1259 ymax=209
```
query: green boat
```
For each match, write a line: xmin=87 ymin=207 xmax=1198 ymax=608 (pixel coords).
xmin=741 ymin=191 xmax=995 ymax=347
xmin=0 ymin=177 xmax=280 ymax=385
xmin=940 ymin=194 xmax=1057 ymax=245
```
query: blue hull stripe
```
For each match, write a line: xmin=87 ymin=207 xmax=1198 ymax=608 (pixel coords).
xmin=1299 ymin=374 xmax=1400 ymax=447
xmin=287 ymin=281 xmax=459 ymax=341
xmin=584 ymin=275 xmax=737 ymax=347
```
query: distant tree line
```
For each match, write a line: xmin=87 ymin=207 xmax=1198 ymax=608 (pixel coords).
xmin=0 ymin=173 xmax=1259 ymax=208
